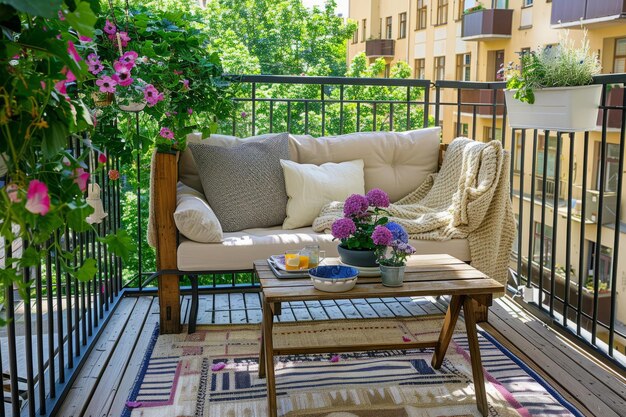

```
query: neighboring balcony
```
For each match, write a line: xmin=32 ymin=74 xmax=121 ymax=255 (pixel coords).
xmin=365 ymin=39 xmax=395 ymax=57
xmin=461 ymin=9 xmax=513 ymax=41
xmin=597 ymin=86 xmax=625 ymax=130
xmin=551 ymin=0 xmax=626 ymax=28
xmin=460 ymin=89 xmax=506 ymax=116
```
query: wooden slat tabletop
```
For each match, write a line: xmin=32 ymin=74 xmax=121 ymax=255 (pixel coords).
xmin=255 ymin=255 xmax=503 ymax=303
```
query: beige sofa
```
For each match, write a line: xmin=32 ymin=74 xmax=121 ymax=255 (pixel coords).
xmin=149 ymin=127 xmax=472 ymax=334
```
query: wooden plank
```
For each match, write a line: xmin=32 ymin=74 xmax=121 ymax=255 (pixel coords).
xmin=487 ymin=303 xmax=622 ymax=417
xmin=83 ymin=297 xmax=153 ymax=416
xmin=154 ymin=151 xmax=181 ymax=334
xmin=274 ymin=340 xmax=438 ymax=355
xmin=56 ymin=298 xmax=138 ymax=417
xmin=106 ymin=299 xmax=160 ymax=417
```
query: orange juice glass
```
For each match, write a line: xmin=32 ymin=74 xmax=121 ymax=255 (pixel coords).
xmin=285 ymin=251 xmax=301 ymax=271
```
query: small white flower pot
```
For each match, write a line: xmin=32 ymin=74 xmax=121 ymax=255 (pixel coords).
xmin=505 ymin=85 xmax=602 ymax=132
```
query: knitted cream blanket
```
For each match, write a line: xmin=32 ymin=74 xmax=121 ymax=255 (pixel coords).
xmin=312 ymin=138 xmax=515 ymax=286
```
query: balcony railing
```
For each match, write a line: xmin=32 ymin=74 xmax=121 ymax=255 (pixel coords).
xmin=551 ymin=0 xmax=626 ymax=27
xmin=2 ymin=73 xmax=626 ymax=416
xmin=365 ymin=39 xmax=395 ymax=57
xmin=461 ymin=9 xmax=513 ymax=41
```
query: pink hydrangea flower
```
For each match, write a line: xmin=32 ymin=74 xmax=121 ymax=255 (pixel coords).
xmin=6 ymin=183 xmax=20 ymax=203
xmin=143 ymin=84 xmax=163 ymax=107
xmin=98 ymin=153 xmax=107 ymax=164
xmin=343 ymin=194 xmax=369 ymax=217
xmin=96 ymin=75 xmax=117 ymax=93
xmin=371 ymin=225 xmax=393 ymax=246
xmin=67 ymin=41 xmax=81 ymax=62
xmin=25 ymin=180 xmax=50 ymax=216
xmin=159 ymin=127 xmax=174 ymax=140
xmin=331 ymin=217 xmax=356 ymax=240
xmin=112 ymin=61 xmax=133 ymax=86
xmin=120 ymin=51 xmax=138 ymax=67
xmin=73 ymin=168 xmax=90 ymax=192
xmin=366 ymin=188 xmax=390 ymax=208
xmin=103 ymin=20 xmax=116 ymax=35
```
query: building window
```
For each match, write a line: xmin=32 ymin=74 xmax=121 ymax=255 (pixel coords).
xmin=455 ymin=0 xmax=465 ymax=20
xmin=493 ymin=0 xmax=509 ymax=8
xmin=533 ymin=222 xmax=553 ymax=265
xmin=523 ymin=0 xmax=533 ymax=6
xmin=361 ymin=19 xmax=367 ymax=42
xmin=398 ymin=12 xmax=407 ymax=39
xmin=536 ymin=135 xmax=558 ymax=200
xmin=385 ymin=16 xmax=393 ymax=39
xmin=436 ymin=0 xmax=449 ymax=25
xmin=483 ymin=126 xmax=502 ymax=142
xmin=352 ymin=27 xmax=358 ymax=44
xmin=587 ymin=242 xmax=612 ymax=290
xmin=434 ymin=56 xmax=446 ymax=80
xmin=595 ymin=142 xmax=621 ymax=192
xmin=416 ymin=0 xmax=427 ymax=30
xmin=384 ymin=64 xmax=391 ymax=78
xmin=614 ymin=38 xmax=626 ymax=73
xmin=454 ymin=122 xmax=469 ymax=137
xmin=456 ymin=53 xmax=471 ymax=81
xmin=514 ymin=133 xmax=523 ymax=172
xmin=414 ymin=58 xmax=425 ymax=79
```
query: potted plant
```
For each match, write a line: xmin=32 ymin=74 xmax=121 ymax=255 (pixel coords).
xmin=372 ymin=222 xmax=416 ymax=287
xmin=331 ymin=189 xmax=390 ymax=267
xmin=504 ymin=31 xmax=602 ymax=132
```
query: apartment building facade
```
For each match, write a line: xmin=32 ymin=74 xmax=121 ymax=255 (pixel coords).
xmin=348 ymin=0 xmax=626 ymax=354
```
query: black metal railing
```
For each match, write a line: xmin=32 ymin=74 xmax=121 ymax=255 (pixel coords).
xmin=0 ymin=136 xmax=123 ymax=416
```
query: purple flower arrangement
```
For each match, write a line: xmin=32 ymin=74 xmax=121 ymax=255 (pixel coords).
xmin=372 ymin=222 xmax=416 ymax=267
xmin=331 ymin=189 xmax=391 ymax=251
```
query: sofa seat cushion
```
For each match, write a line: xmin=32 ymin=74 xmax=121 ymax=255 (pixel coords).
xmin=289 ymin=128 xmax=441 ymax=202
xmin=176 ymin=228 xmax=471 ymax=271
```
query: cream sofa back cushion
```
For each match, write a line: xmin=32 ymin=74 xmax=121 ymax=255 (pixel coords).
xmin=289 ymin=127 xmax=441 ymax=202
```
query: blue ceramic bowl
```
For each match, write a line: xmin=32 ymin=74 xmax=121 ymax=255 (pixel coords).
xmin=309 ymin=265 xmax=359 ymax=280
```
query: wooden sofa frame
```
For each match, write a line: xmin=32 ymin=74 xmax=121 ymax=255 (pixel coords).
xmin=152 ymin=143 xmax=488 ymax=334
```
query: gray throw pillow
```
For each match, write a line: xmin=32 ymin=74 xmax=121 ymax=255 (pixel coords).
xmin=189 ymin=133 xmax=291 ymax=232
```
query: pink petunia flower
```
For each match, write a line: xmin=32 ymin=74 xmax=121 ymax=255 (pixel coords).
xmin=89 ymin=62 xmax=104 ymax=75
xmin=118 ymin=31 xmax=130 ymax=47
xmin=73 ymin=168 xmax=90 ymax=192
xmin=98 ymin=153 xmax=107 ymax=164
xmin=58 ymin=10 xmax=65 ymax=21
xmin=6 ymin=183 xmax=21 ymax=203
xmin=86 ymin=53 xmax=99 ymax=66
xmin=187 ymin=108 xmax=193 ymax=115
xmin=159 ymin=127 xmax=174 ymax=140
xmin=67 ymin=41 xmax=82 ymax=62
xmin=119 ymin=51 xmax=138 ymax=68
xmin=78 ymin=35 xmax=93 ymax=42
xmin=108 ymin=170 xmax=120 ymax=181
xmin=54 ymin=67 xmax=76 ymax=96
xmin=181 ymin=79 xmax=190 ymax=90
xmin=96 ymin=75 xmax=117 ymax=93
xmin=112 ymin=61 xmax=133 ymax=86
xmin=143 ymin=84 xmax=164 ymax=107
xmin=25 ymin=180 xmax=50 ymax=216
xmin=103 ymin=20 xmax=116 ymax=35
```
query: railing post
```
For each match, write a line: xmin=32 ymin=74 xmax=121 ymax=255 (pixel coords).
xmin=154 ymin=151 xmax=181 ymax=334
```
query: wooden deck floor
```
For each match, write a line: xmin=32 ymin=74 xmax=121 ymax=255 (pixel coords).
xmin=56 ymin=293 xmax=626 ymax=417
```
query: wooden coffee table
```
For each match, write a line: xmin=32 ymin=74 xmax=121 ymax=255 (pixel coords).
xmin=254 ymin=254 xmax=504 ymax=417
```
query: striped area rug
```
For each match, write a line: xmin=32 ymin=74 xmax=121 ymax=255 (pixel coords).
xmin=122 ymin=317 xmax=582 ymax=417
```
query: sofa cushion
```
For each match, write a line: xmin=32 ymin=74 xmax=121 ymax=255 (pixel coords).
xmin=281 ymin=159 xmax=365 ymax=230
xmin=173 ymin=182 xmax=222 ymax=243
xmin=176 ymin=228 xmax=470 ymax=271
xmin=189 ymin=132 xmax=291 ymax=232
xmin=289 ymin=128 xmax=441 ymax=202
xmin=179 ymin=132 xmax=313 ymax=192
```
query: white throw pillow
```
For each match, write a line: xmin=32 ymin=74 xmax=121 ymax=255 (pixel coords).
xmin=281 ymin=159 xmax=365 ymax=230
xmin=173 ymin=182 xmax=223 ymax=242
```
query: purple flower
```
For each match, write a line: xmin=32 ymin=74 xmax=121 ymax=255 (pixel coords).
xmin=372 ymin=225 xmax=393 ymax=246
xmin=112 ymin=61 xmax=133 ymax=86
xmin=343 ymin=194 xmax=369 ymax=217
xmin=120 ymin=51 xmax=138 ymax=67
xmin=159 ymin=127 xmax=174 ymax=140
xmin=86 ymin=53 xmax=99 ymax=66
xmin=118 ymin=31 xmax=131 ymax=47
xmin=103 ymin=19 xmax=116 ymax=35
xmin=143 ymin=84 xmax=163 ymax=107
xmin=366 ymin=188 xmax=389 ymax=208
xmin=331 ymin=218 xmax=356 ymax=240
xmin=395 ymin=241 xmax=416 ymax=255
xmin=96 ymin=75 xmax=117 ymax=93
xmin=386 ymin=222 xmax=409 ymax=244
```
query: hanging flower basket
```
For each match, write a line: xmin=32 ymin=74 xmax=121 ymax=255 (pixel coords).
xmin=118 ymin=101 xmax=146 ymax=112
xmin=91 ymin=92 xmax=114 ymax=107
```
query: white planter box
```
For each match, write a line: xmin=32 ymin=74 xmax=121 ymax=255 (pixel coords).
xmin=505 ymin=85 xmax=602 ymax=132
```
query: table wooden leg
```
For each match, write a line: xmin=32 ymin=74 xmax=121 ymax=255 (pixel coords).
xmin=463 ymin=296 xmax=489 ymax=417
xmin=258 ymin=297 xmax=266 ymax=379
xmin=262 ymin=297 xmax=278 ymax=417
xmin=432 ymin=295 xmax=463 ymax=369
